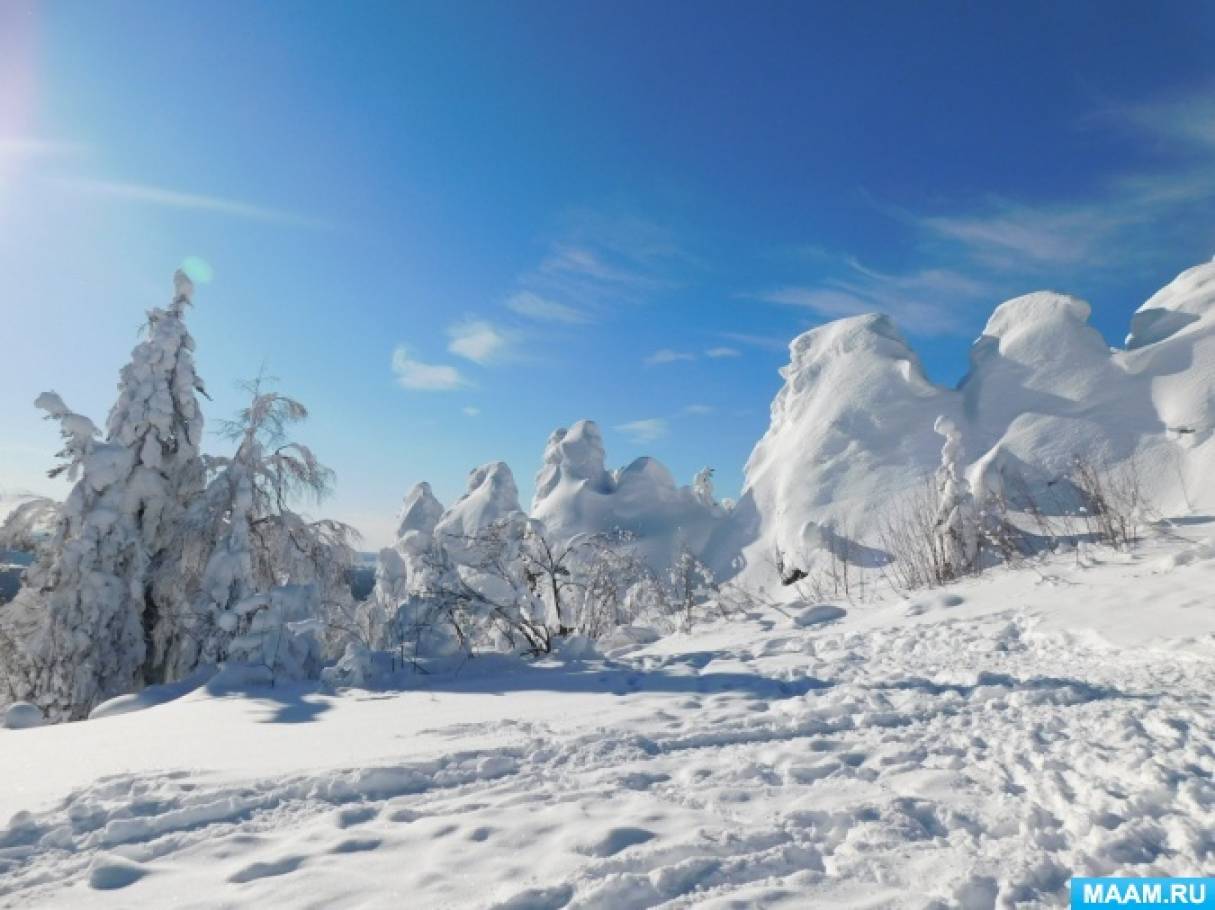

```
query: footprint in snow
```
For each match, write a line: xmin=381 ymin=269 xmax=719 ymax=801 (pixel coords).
xmin=335 ymin=804 xmax=379 ymax=828
xmin=229 ymin=855 xmax=306 ymax=884
xmin=331 ymin=837 xmax=382 ymax=853
xmin=88 ymin=855 xmax=150 ymax=890
xmin=576 ymin=826 xmax=656 ymax=857
xmin=490 ymin=884 xmax=574 ymax=910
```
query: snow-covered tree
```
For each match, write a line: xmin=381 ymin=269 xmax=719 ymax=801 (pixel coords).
xmin=359 ymin=482 xmax=446 ymax=654
xmin=0 ymin=272 xmax=206 ymax=720
xmin=669 ymin=542 xmax=716 ymax=631
xmin=156 ymin=387 xmax=358 ymax=681
xmin=933 ymin=415 xmax=978 ymax=578
xmin=692 ymin=467 xmax=716 ymax=507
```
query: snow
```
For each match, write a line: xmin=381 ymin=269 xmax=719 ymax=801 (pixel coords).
xmin=1 ymin=529 xmax=1213 ymax=907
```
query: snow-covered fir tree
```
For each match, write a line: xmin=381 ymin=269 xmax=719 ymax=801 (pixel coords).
xmin=933 ymin=415 xmax=978 ymax=578
xmin=0 ymin=272 xmax=206 ymax=721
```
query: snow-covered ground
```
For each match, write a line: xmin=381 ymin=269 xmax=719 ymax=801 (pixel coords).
xmin=2 ymin=528 xmax=1213 ymax=909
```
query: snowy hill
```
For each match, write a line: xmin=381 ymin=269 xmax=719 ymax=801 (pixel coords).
xmin=2 ymin=529 xmax=1213 ymax=907
xmin=725 ymin=259 xmax=1215 ymax=589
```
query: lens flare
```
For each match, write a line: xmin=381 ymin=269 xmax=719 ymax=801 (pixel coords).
xmin=179 ymin=256 xmax=214 ymax=285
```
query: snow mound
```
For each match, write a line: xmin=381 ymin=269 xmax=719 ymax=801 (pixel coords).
xmin=792 ymin=604 xmax=847 ymax=627
xmin=3 ymin=701 xmax=45 ymax=730
xmin=531 ymin=419 xmax=725 ymax=569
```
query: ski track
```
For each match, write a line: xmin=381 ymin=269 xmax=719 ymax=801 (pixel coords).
xmin=1 ymin=607 xmax=1212 ymax=909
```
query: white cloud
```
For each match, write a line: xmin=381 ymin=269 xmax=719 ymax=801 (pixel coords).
xmin=645 ymin=348 xmax=696 ymax=366
xmin=48 ymin=176 xmax=329 ymax=228
xmin=462 ymin=406 xmax=481 ymax=417
xmin=505 ymin=290 xmax=590 ymax=324
xmin=447 ymin=319 xmax=514 ymax=365
xmin=683 ymin=404 xmax=715 ymax=416
xmin=704 ymin=346 xmax=740 ymax=358
xmin=391 ymin=345 xmax=468 ymax=391
xmin=615 ymin=418 xmax=669 ymax=443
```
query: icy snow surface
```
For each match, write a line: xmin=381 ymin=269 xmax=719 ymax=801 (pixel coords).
xmin=2 ymin=531 xmax=1213 ymax=908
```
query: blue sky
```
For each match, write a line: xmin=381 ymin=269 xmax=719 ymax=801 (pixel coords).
xmin=1 ymin=1 xmax=1213 ymax=545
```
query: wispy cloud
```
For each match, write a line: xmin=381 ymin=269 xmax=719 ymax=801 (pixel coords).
xmin=447 ymin=318 xmax=516 ymax=365
xmin=462 ymin=406 xmax=481 ymax=417
xmin=705 ymin=346 xmax=741 ymax=359
xmin=391 ymin=346 xmax=468 ymax=391
xmin=755 ymin=259 xmax=987 ymax=335
xmin=502 ymin=211 xmax=694 ymax=326
xmin=505 ymin=290 xmax=590 ymax=324
xmin=683 ymin=404 xmax=715 ymax=416
xmin=718 ymin=331 xmax=790 ymax=352
xmin=645 ymin=348 xmax=696 ymax=366
xmin=901 ymin=86 xmax=1215 ymax=275
xmin=615 ymin=417 xmax=669 ymax=443
xmin=47 ymin=176 xmax=329 ymax=228
xmin=1094 ymin=85 xmax=1215 ymax=153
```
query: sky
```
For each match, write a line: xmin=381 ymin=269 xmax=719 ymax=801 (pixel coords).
xmin=1 ymin=0 xmax=1213 ymax=547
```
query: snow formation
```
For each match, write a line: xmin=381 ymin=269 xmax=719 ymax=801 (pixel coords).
xmin=726 ymin=259 xmax=1215 ymax=588
xmin=530 ymin=419 xmax=725 ymax=569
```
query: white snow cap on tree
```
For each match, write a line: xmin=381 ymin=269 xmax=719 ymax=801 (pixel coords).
xmin=933 ymin=415 xmax=978 ymax=574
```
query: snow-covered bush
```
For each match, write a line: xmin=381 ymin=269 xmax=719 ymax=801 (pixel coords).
xmin=223 ymin=584 xmax=326 ymax=681
xmin=1067 ymin=452 xmax=1154 ymax=550
xmin=876 ymin=476 xmax=948 ymax=591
